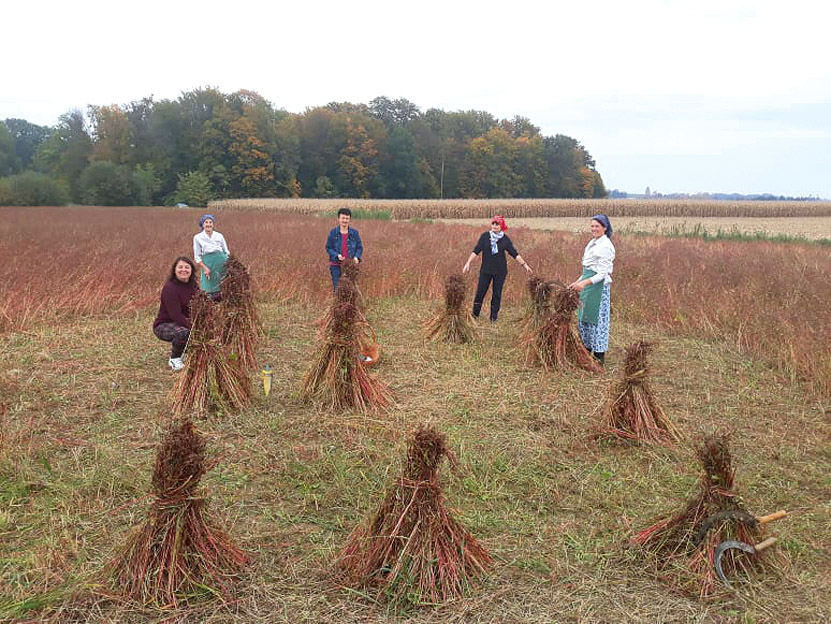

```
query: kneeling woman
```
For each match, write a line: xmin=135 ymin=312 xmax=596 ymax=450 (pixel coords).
xmin=154 ymin=256 xmax=199 ymax=371
xmin=569 ymin=215 xmax=615 ymax=364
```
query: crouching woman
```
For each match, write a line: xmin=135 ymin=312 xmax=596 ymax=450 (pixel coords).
xmin=153 ymin=256 xmax=198 ymax=371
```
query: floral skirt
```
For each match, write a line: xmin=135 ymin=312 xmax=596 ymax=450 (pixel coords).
xmin=578 ymin=283 xmax=610 ymax=353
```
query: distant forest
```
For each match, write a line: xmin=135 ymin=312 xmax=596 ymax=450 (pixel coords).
xmin=0 ymin=89 xmax=606 ymax=206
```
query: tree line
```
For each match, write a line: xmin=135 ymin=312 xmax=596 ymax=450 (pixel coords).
xmin=0 ymin=89 xmax=606 ymax=206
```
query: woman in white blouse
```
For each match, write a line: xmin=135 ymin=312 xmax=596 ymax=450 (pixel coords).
xmin=193 ymin=214 xmax=230 ymax=299
xmin=569 ymin=215 xmax=615 ymax=365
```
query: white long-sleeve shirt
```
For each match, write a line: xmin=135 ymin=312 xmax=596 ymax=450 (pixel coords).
xmin=581 ymin=235 xmax=615 ymax=285
xmin=193 ymin=231 xmax=229 ymax=264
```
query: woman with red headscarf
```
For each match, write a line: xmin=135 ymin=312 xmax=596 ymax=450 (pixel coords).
xmin=462 ymin=215 xmax=533 ymax=322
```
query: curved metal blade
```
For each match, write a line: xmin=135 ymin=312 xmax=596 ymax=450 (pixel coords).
xmin=714 ymin=540 xmax=756 ymax=587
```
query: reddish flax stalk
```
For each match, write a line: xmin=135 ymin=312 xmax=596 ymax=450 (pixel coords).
xmin=172 ymin=292 xmax=251 ymax=417
xmin=335 ymin=425 xmax=492 ymax=606
xmin=302 ymin=281 xmax=391 ymax=412
xmin=220 ymin=255 xmax=260 ymax=374
xmin=525 ymin=284 xmax=602 ymax=372
xmin=633 ymin=434 xmax=779 ymax=597
xmin=424 ymin=274 xmax=477 ymax=344
xmin=105 ymin=419 xmax=248 ymax=607
xmin=594 ymin=341 xmax=681 ymax=444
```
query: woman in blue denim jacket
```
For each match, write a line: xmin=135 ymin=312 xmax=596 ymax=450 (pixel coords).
xmin=325 ymin=208 xmax=363 ymax=290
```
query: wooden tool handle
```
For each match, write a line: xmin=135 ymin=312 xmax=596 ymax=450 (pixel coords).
xmin=754 ymin=536 xmax=777 ymax=552
xmin=757 ymin=510 xmax=787 ymax=524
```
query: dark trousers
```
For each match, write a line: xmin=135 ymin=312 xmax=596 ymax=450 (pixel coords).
xmin=154 ymin=323 xmax=190 ymax=358
xmin=329 ymin=265 xmax=342 ymax=291
xmin=472 ymin=272 xmax=507 ymax=321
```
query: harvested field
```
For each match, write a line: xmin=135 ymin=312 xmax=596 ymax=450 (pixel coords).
xmin=0 ymin=299 xmax=828 ymax=623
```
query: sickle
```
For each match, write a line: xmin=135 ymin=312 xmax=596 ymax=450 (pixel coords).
xmin=714 ymin=537 xmax=777 ymax=587
xmin=695 ymin=509 xmax=787 ymax=545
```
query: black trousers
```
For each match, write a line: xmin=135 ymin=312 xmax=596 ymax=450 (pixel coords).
xmin=472 ymin=272 xmax=507 ymax=321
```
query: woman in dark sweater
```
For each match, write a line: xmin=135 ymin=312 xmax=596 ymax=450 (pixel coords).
xmin=153 ymin=256 xmax=199 ymax=371
xmin=462 ymin=216 xmax=533 ymax=322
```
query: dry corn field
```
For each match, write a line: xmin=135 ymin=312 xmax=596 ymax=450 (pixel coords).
xmin=1 ymin=206 xmax=830 ymax=623
xmin=211 ymin=197 xmax=831 ymax=220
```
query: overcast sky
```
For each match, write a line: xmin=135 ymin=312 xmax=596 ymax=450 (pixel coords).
xmin=5 ymin=0 xmax=830 ymax=197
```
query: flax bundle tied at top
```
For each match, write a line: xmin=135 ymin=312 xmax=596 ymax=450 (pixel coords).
xmin=301 ymin=276 xmax=390 ymax=412
xmin=104 ymin=419 xmax=248 ymax=607
xmin=219 ymin=254 xmax=260 ymax=374
xmin=633 ymin=434 xmax=784 ymax=597
xmin=424 ymin=273 xmax=477 ymax=344
xmin=594 ymin=340 xmax=681 ymax=444
xmin=334 ymin=425 xmax=492 ymax=606
xmin=523 ymin=280 xmax=602 ymax=372
xmin=172 ymin=291 xmax=251 ymax=417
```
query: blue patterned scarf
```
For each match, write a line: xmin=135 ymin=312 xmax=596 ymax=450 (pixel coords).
xmin=489 ymin=231 xmax=504 ymax=254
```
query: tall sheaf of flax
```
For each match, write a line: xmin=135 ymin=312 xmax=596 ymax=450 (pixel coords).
xmin=523 ymin=282 xmax=602 ymax=373
xmin=104 ymin=419 xmax=248 ymax=606
xmin=335 ymin=425 xmax=492 ymax=606
xmin=172 ymin=291 xmax=251 ymax=417
xmin=424 ymin=274 xmax=477 ymax=344
xmin=594 ymin=341 xmax=681 ymax=444
xmin=301 ymin=277 xmax=390 ymax=412
xmin=219 ymin=255 xmax=260 ymax=374
xmin=632 ymin=434 xmax=782 ymax=597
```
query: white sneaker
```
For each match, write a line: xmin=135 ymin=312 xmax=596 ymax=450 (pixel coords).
xmin=169 ymin=357 xmax=184 ymax=371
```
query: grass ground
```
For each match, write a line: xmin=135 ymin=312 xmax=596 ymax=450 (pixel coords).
xmin=1 ymin=295 xmax=828 ymax=623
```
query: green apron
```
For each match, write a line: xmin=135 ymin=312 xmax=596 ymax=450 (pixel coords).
xmin=200 ymin=251 xmax=227 ymax=294
xmin=578 ymin=268 xmax=603 ymax=324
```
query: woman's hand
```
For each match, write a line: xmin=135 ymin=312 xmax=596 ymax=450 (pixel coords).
xmin=569 ymin=279 xmax=587 ymax=291
xmin=462 ymin=262 xmax=471 ymax=274
xmin=337 ymin=254 xmax=345 ymax=261
xmin=202 ymin=265 xmax=211 ymax=279
xmin=353 ymin=257 xmax=360 ymax=264
xmin=523 ymin=263 xmax=533 ymax=274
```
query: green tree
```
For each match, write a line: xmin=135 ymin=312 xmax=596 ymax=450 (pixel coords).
xmin=0 ymin=171 xmax=68 ymax=205
xmin=381 ymin=126 xmax=423 ymax=198
xmin=32 ymin=110 xmax=92 ymax=201
xmin=174 ymin=170 xmax=212 ymax=206
xmin=88 ymin=104 xmax=133 ymax=164
xmin=0 ymin=122 xmax=21 ymax=175
xmin=79 ymin=160 xmax=140 ymax=205
xmin=3 ymin=118 xmax=50 ymax=169
xmin=459 ymin=127 xmax=521 ymax=198
xmin=313 ymin=175 xmax=337 ymax=198
xmin=133 ymin=163 xmax=162 ymax=205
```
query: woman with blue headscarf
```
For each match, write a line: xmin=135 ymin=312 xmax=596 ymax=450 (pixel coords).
xmin=569 ymin=215 xmax=615 ymax=364
xmin=193 ymin=214 xmax=230 ymax=299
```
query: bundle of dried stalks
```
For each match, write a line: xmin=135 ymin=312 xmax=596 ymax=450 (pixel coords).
xmin=302 ymin=297 xmax=391 ymax=412
xmin=220 ymin=255 xmax=260 ymax=373
xmin=172 ymin=291 xmax=251 ymax=417
xmin=424 ymin=274 xmax=477 ymax=344
xmin=524 ymin=285 xmax=602 ymax=372
xmin=594 ymin=341 xmax=681 ymax=444
xmin=105 ymin=419 xmax=248 ymax=607
xmin=335 ymin=425 xmax=491 ymax=606
xmin=633 ymin=434 xmax=778 ymax=596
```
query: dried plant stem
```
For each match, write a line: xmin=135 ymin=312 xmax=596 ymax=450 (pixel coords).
xmin=594 ymin=341 xmax=681 ymax=444
xmin=335 ymin=425 xmax=491 ymax=606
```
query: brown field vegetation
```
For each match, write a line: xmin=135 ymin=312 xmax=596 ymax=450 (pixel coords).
xmin=210 ymin=197 xmax=831 ymax=219
xmin=1 ymin=206 xmax=828 ymax=398
xmin=446 ymin=216 xmax=831 ymax=240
